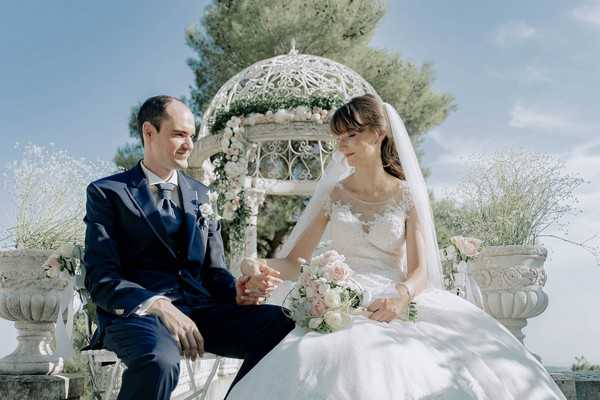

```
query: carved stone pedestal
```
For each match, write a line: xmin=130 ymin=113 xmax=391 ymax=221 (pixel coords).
xmin=0 ymin=374 xmax=84 ymax=400
xmin=0 ymin=249 xmax=71 ymax=375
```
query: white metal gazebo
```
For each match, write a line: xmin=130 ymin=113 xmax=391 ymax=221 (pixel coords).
xmin=187 ymin=45 xmax=377 ymax=267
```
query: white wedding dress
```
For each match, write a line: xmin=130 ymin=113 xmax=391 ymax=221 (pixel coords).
xmin=228 ymin=182 xmax=565 ymax=400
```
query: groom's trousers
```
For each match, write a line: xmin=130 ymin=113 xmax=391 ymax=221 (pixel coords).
xmin=103 ymin=300 xmax=294 ymax=400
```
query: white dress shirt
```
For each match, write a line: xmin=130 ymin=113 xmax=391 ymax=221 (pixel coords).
xmin=133 ymin=162 xmax=181 ymax=316
xmin=140 ymin=161 xmax=181 ymax=208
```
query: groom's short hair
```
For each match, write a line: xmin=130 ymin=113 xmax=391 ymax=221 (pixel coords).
xmin=137 ymin=95 xmax=184 ymax=146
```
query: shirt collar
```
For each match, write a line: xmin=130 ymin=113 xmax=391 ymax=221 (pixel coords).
xmin=140 ymin=161 xmax=179 ymax=187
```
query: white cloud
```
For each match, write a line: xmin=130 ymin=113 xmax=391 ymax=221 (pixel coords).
xmin=494 ymin=21 xmax=537 ymax=46
xmin=571 ymin=0 xmax=600 ymax=26
xmin=524 ymin=65 xmax=552 ymax=83
xmin=509 ymin=103 xmax=573 ymax=130
xmin=487 ymin=65 xmax=552 ymax=85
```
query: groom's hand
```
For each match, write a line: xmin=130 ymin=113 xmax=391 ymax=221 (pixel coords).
xmin=236 ymin=275 xmax=266 ymax=305
xmin=147 ymin=299 xmax=204 ymax=361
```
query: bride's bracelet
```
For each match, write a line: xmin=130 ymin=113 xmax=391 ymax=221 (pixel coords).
xmin=395 ymin=282 xmax=415 ymax=300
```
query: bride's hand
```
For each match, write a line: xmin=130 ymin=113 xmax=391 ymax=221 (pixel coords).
xmin=241 ymin=260 xmax=283 ymax=297
xmin=367 ymin=297 xmax=410 ymax=322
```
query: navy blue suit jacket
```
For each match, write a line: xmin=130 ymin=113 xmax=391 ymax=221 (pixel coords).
xmin=83 ymin=162 xmax=236 ymax=347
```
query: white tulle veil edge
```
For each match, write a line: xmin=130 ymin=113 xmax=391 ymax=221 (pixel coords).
xmin=276 ymin=103 xmax=443 ymax=291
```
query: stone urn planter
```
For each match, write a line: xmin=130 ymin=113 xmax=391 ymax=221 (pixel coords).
xmin=0 ymin=249 xmax=71 ymax=374
xmin=469 ymin=245 xmax=548 ymax=344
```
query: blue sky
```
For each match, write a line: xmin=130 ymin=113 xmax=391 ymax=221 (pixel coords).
xmin=1 ymin=1 xmax=599 ymax=367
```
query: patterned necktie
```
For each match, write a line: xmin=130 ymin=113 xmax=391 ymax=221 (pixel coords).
xmin=155 ymin=183 xmax=183 ymax=236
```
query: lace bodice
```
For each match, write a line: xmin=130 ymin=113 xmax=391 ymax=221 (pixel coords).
xmin=322 ymin=181 xmax=414 ymax=285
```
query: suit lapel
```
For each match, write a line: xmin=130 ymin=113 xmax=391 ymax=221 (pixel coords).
xmin=179 ymin=172 xmax=208 ymax=263
xmin=125 ymin=163 xmax=177 ymax=259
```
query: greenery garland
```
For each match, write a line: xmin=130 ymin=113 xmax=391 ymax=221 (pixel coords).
xmin=211 ymin=94 xmax=344 ymax=134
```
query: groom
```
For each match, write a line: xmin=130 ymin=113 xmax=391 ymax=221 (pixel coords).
xmin=83 ymin=95 xmax=293 ymax=400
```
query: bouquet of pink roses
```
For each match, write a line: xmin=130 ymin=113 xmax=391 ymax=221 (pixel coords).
xmin=285 ymin=250 xmax=363 ymax=333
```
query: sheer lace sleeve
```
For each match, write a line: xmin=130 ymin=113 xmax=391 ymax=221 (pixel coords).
xmin=397 ymin=181 xmax=415 ymax=216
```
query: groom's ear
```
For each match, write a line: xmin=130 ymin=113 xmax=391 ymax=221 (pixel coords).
xmin=142 ymin=121 xmax=158 ymax=145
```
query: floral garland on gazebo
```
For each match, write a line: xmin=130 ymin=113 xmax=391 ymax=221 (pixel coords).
xmin=210 ymin=95 xmax=343 ymax=258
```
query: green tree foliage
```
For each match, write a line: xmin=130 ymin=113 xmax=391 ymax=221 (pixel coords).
xmin=257 ymin=195 xmax=308 ymax=258
xmin=185 ymin=0 xmax=455 ymax=139
xmin=432 ymin=197 xmax=468 ymax=248
xmin=113 ymin=105 xmax=142 ymax=170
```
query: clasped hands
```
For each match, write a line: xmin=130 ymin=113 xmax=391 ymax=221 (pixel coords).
xmin=236 ymin=257 xmax=283 ymax=305
xmin=146 ymin=258 xmax=281 ymax=361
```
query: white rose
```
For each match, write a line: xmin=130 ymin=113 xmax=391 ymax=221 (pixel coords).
xmin=223 ymin=202 xmax=237 ymax=220
xmin=308 ymin=318 xmax=323 ymax=330
xmin=199 ymin=204 xmax=213 ymax=219
xmin=444 ymin=245 xmax=457 ymax=261
xmin=323 ymin=288 xmax=341 ymax=308
xmin=273 ymin=109 xmax=290 ymax=124
xmin=305 ymin=286 xmax=316 ymax=298
xmin=324 ymin=310 xmax=350 ymax=331
xmin=223 ymin=127 xmax=233 ymax=140
xmin=293 ymin=106 xmax=310 ymax=121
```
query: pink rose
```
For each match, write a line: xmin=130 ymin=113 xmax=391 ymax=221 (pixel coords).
xmin=327 ymin=261 xmax=352 ymax=282
xmin=450 ymin=236 xmax=483 ymax=259
xmin=301 ymin=271 xmax=314 ymax=286
xmin=310 ymin=300 xmax=326 ymax=317
xmin=319 ymin=250 xmax=345 ymax=267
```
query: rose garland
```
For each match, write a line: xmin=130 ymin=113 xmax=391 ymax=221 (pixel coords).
xmin=440 ymin=236 xmax=483 ymax=297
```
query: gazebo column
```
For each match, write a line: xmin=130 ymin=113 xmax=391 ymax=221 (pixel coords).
xmin=244 ymin=188 xmax=267 ymax=259
xmin=227 ymin=187 xmax=266 ymax=277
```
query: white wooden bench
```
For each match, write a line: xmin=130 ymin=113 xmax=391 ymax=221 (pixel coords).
xmin=82 ymin=349 xmax=223 ymax=400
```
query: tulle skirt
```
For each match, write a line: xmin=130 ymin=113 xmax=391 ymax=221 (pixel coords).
xmin=228 ymin=287 xmax=565 ymax=400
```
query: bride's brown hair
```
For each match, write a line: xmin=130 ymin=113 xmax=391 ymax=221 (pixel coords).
xmin=329 ymin=94 xmax=405 ymax=180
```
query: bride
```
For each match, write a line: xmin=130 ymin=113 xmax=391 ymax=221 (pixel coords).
xmin=227 ymin=94 xmax=565 ymax=399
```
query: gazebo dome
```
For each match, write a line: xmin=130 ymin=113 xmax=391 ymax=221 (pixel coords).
xmin=199 ymin=47 xmax=377 ymax=138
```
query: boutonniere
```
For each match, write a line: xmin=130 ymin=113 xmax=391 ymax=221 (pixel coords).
xmin=195 ymin=191 xmax=221 ymax=227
